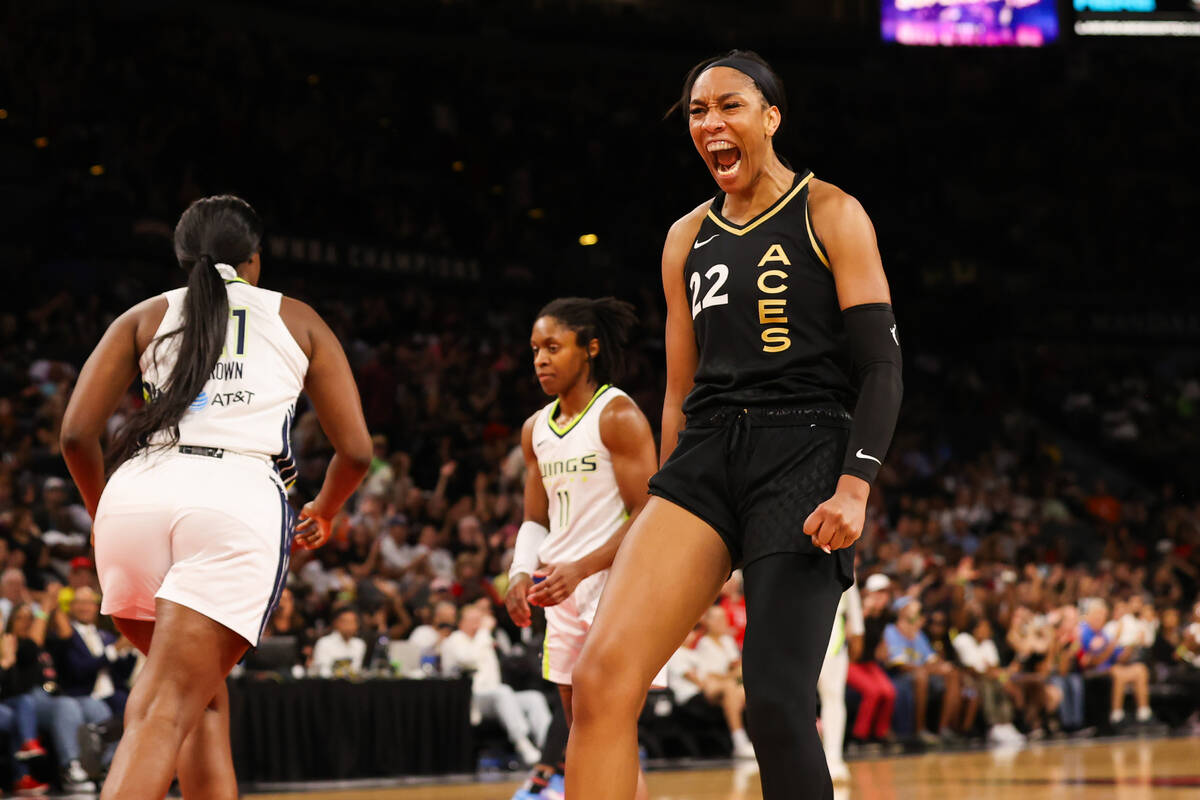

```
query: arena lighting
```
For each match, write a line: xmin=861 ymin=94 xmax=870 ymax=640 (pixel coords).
xmin=33 ymin=136 xmax=48 ymax=148
xmin=579 ymin=233 xmax=599 ymax=246
xmin=451 ymin=160 xmax=465 ymax=172
xmin=89 ymin=164 xmax=105 ymax=176
xmin=528 ymin=208 xmax=546 ymax=220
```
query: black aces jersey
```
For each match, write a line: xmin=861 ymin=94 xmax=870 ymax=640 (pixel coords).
xmin=682 ymin=170 xmax=854 ymax=417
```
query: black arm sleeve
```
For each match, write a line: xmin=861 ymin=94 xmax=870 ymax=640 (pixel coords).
xmin=840 ymin=302 xmax=903 ymax=484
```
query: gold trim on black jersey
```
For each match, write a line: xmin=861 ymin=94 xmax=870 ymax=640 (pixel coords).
xmin=705 ymin=171 xmax=813 ymax=237
xmin=804 ymin=194 xmax=832 ymax=271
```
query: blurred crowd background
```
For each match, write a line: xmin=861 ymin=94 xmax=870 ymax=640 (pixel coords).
xmin=2 ymin=0 xmax=1199 ymax=791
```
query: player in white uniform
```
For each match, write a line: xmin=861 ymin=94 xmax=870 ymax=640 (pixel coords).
xmin=817 ymin=583 xmax=864 ymax=784
xmin=61 ymin=195 xmax=372 ymax=800
xmin=504 ymin=297 xmax=658 ymax=800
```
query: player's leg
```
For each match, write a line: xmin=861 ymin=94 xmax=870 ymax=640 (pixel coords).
xmin=113 ymin=615 xmax=235 ymax=795
xmin=512 ymin=693 xmax=568 ymax=799
xmin=741 ymin=552 xmax=842 ymax=800
xmin=99 ymin=599 xmax=247 ymax=800
xmin=176 ymin=681 xmax=237 ymax=800
xmin=817 ymin=647 xmax=849 ymax=777
xmin=566 ymin=498 xmax=731 ymax=800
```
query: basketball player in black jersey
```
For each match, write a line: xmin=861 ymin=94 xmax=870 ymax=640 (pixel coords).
xmin=566 ymin=51 xmax=902 ymax=800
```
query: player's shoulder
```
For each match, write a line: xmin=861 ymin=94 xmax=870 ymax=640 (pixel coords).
xmin=121 ymin=294 xmax=170 ymax=352
xmin=521 ymin=405 xmax=551 ymax=450
xmin=598 ymin=391 xmax=651 ymax=440
xmin=665 ymin=198 xmax=713 ymax=248
xmin=808 ymin=178 xmax=869 ymax=227
xmin=279 ymin=294 xmax=321 ymax=322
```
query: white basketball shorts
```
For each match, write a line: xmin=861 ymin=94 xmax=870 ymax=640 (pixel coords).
xmin=94 ymin=448 xmax=292 ymax=646
xmin=542 ymin=570 xmax=667 ymax=688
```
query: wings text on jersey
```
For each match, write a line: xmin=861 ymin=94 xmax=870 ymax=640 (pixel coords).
xmin=540 ymin=453 xmax=599 ymax=478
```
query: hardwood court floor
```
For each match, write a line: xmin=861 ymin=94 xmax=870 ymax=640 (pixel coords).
xmin=247 ymin=737 xmax=1200 ymax=800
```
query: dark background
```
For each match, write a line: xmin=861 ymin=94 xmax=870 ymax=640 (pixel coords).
xmin=2 ymin=0 xmax=1197 ymax=493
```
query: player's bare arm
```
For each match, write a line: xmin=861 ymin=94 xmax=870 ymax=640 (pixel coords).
xmin=61 ymin=297 xmax=168 ymax=518
xmin=802 ymin=180 xmax=897 ymax=553
xmin=505 ymin=412 xmax=550 ymax=627
xmin=282 ymin=297 xmax=373 ymax=549
xmin=659 ymin=202 xmax=708 ymax=466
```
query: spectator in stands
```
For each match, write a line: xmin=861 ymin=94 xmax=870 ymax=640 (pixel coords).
xmin=261 ymin=586 xmax=309 ymax=670
xmin=377 ymin=515 xmax=424 ymax=579
xmin=954 ymin=615 xmax=1024 ymax=745
xmin=451 ymin=552 xmax=501 ymax=607
xmin=1006 ymin=606 xmax=1063 ymax=738
xmin=718 ymin=571 xmax=747 ymax=649
xmin=1105 ymin=594 xmax=1157 ymax=658
xmin=847 ymin=573 xmax=898 ymax=746
xmin=1085 ymin=480 xmax=1122 ymax=526
xmin=36 ymin=477 xmax=92 ymax=582
xmin=310 ymin=606 xmax=366 ymax=678
xmin=884 ymin=599 xmax=966 ymax=745
xmin=1 ymin=629 xmax=51 ymax=794
xmin=49 ymin=586 xmax=136 ymax=717
xmin=666 ymin=607 xmax=754 ymax=759
xmin=417 ymin=524 xmax=456 ymax=582
xmin=4 ymin=601 xmax=97 ymax=792
xmin=0 ymin=568 xmax=30 ymax=630
xmin=409 ymin=600 xmax=458 ymax=659
xmin=1047 ymin=604 xmax=1088 ymax=733
xmin=1180 ymin=601 xmax=1200 ymax=669
xmin=1077 ymin=598 xmax=1154 ymax=727
xmin=440 ymin=602 xmax=550 ymax=766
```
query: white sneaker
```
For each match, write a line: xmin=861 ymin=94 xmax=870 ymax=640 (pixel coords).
xmin=515 ymin=736 xmax=542 ymax=766
xmin=732 ymin=739 xmax=757 ymax=760
xmin=62 ymin=759 xmax=97 ymax=794
xmin=988 ymin=724 xmax=1025 ymax=747
xmin=829 ymin=761 xmax=851 ymax=783
xmin=1004 ymin=724 xmax=1027 ymax=745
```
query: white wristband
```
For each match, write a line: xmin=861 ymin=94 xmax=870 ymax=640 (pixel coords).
xmin=510 ymin=520 xmax=549 ymax=580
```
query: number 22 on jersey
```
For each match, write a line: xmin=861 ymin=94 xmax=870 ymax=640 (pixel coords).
xmin=689 ymin=264 xmax=729 ymax=319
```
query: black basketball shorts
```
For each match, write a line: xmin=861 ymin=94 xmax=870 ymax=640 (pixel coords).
xmin=648 ymin=405 xmax=855 ymax=588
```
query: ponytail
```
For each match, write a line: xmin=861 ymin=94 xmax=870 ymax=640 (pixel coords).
xmin=107 ymin=195 xmax=263 ymax=471
xmin=537 ymin=297 xmax=639 ymax=386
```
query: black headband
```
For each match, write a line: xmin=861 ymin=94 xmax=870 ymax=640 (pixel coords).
xmin=702 ymin=56 xmax=786 ymax=120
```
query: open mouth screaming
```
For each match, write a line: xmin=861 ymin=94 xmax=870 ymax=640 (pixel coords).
xmin=707 ymin=140 xmax=741 ymax=178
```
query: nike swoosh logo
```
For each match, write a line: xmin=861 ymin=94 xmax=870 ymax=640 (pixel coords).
xmin=856 ymin=449 xmax=882 ymax=465
xmin=693 ymin=234 xmax=719 ymax=250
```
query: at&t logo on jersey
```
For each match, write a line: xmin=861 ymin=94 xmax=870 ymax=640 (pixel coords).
xmin=540 ymin=453 xmax=599 ymax=478
xmin=188 ymin=390 xmax=256 ymax=412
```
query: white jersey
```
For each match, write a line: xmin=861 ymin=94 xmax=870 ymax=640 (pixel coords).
xmin=532 ymin=385 xmax=629 ymax=565
xmin=141 ymin=280 xmax=307 ymax=485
